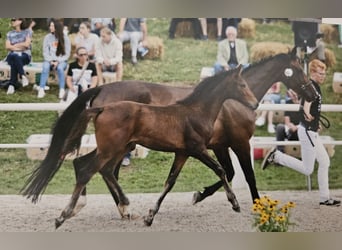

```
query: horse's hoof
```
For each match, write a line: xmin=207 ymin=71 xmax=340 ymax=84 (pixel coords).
xmin=121 ymin=213 xmax=141 ymax=220
xmin=130 ymin=213 xmax=141 ymax=220
xmin=232 ymin=205 xmax=241 ymax=213
xmin=192 ymin=191 xmax=202 ymax=205
xmin=143 ymin=215 xmax=153 ymax=226
xmin=55 ymin=217 xmax=64 ymax=229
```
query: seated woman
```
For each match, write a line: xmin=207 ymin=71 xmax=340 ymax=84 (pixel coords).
xmin=37 ymin=19 xmax=71 ymax=99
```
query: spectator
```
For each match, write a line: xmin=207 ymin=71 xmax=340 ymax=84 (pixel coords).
xmin=117 ymin=18 xmax=149 ymax=65
xmin=37 ymin=19 xmax=71 ymax=99
xmin=5 ymin=18 xmax=32 ymax=95
xmin=95 ymin=27 xmax=123 ymax=84
xmin=65 ymin=46 xmax=97 ymax=102
xmin=275 ymin=89 xmax=301 ymax=152
xmin=261 ymin=59 xmax=341 ymax=207
xmin=213 ymin=26 xmax=249 ymax=74
xmin=221 ymin=18 xmax=241 ymax=38
xmin=90 ymin=18 xmax=115 ymax=37
xmin=168 ymin=18 xmax=202 ymax=40
xmin=74 ymin=21 xmax=99 ymax=62
xmin=198 ymin=18 xmax=222 ymax=41
xmin=255 ymin=82 xmax=282 ymax=134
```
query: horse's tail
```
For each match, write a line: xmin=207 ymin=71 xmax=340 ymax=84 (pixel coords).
xmin=21 ymin=87 xmax=102 ymax=203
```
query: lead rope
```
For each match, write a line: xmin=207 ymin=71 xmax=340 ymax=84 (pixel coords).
xmin=304 ymin=115 xmax=330 ymax=147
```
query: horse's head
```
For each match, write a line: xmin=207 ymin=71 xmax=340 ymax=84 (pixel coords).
xmin=280 ymin=47 xmax=318 ymax=102
xmin=229 ymin=65 xmax=259 ymax=110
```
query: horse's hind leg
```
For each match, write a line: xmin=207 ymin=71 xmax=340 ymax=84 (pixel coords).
xmin=143 ymin=153 xmax=188 ymax=226
xmin=100 ymin=162 xmax=134 ymax=219
xmin=55 ymin=154 xmax=101 ymax=229
xmin=232 ymin=144 xmax=260 ymax=202
xmin=72 ymin=150 xmax=97 ymax=214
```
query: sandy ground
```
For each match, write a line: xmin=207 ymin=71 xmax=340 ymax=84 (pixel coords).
xmin=1 ymin=189 xmax=341 ymax=232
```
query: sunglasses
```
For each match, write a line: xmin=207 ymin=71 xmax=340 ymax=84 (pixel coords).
xmin=11 ymin=18 xmax=20 ymax=22
xmin=78 ymin=53 xmax=88 ymax=57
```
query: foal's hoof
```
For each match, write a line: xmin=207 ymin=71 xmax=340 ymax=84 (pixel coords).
xmin=55 ymin=217 xmax=64 ymax=229
xmin=192 ymin=191 xmax=202 ymax=205
xmin=121 ymin=213 xmax=141 ymax=220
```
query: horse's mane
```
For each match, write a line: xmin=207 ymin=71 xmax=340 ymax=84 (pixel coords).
xmin=177 ymin=69 xmax=233 ymax=105
xmin=243 ymin=53 xmax=290 ymax=74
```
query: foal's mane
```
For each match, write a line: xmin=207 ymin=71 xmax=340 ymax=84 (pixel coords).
xmin=177 ymin=69 xmax=233 ymax=105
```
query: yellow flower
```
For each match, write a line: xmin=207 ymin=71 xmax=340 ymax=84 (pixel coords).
xmin=287 ymin=201 xmax=296 ymax=208
xmin=251 ymin=197 xmax=296 ymax=232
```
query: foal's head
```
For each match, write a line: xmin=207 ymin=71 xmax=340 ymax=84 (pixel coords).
xmin=225 ymin=65 xmax=259 ymax=110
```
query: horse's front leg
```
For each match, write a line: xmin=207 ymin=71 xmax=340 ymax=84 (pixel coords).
xmin=195 ymin=150 xmax=240 ymax=212
xmin=143 ymin=153 xmax=188 ymax=226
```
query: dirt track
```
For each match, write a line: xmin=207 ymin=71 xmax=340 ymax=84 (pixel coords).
xmin=1 ymin=189 xmax=341 ymax=232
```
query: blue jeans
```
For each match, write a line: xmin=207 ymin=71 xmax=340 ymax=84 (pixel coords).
xmin=6 ymin=51 xmax=31 ymax=87
xmin=39 ymin=61 xmax=67 ymax=89
xmin=213 ymin=62 xmax=249 ymax=74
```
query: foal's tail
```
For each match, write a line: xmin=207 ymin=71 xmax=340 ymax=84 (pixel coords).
xmin=21 ymin=87 xmax=102 ymax=203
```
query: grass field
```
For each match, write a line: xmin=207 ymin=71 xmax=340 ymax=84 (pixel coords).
xmin=0 ymin=18 xmax=341 ymax=195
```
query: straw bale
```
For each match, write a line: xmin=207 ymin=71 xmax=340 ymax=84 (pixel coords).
xmin=320 ymin=24 xmax=339 ymax=44
xmin=123 ymin=36 xmax=164 ymax=60
xmin=238 ymin=18 xmax=256 ymax=38
xmin=250 ymin=42 xmax=292 ymax=62
xmin=309 ymin=48 xmax=336 ymax=68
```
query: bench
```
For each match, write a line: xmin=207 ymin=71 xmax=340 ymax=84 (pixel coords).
xmin=25 ymin=134 xmax=149 ymax=160
xmin=0 ymin=61 xmax=117 ymax=85
xmin=0 ymin=61 xmax=57 ymax=84
xmin=333 ymin=72 xmax=342 ymax=93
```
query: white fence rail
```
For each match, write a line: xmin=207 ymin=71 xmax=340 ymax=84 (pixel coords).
xmin=1 ymin=102 xmax=341 ymax=191
xmin=0 ymin=103 xmax=342 ymax=112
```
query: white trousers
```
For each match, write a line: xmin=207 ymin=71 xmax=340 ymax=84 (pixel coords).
xmin=274 ymin=125 xmax=330 ymax=201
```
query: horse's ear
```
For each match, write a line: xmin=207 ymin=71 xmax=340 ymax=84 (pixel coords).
xmin=236 ymin=64 xmax=243 ymax=75
xmin=290 ymin=46 xmax=297 ymax=59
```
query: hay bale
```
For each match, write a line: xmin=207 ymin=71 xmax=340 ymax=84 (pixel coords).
xmin=309 ymin=48 xmax=336 ymax=68
xmin=238 ymin=18 xmax=256 ymax=38
xmin=250 ymin=42 xmax=292 ymax=62
xmin=175 ymin=20 xmax=196 ymax=38
xmin=320 ymin=24 xmax=339 ymax=44
xmin=123 ymin=36 xmax=164 ymax=60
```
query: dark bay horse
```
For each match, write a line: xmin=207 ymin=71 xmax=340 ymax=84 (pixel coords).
xmin=76 ymin=48 xmax=317 ymax=208
xmin=22 ymin=66 xmax=259 ymax=228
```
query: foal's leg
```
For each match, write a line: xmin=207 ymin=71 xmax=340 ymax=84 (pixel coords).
xmin=194 ymin=150 xmax=240 ymax=212
xmin=99 ymin=162 xmax=133 ymax=219
xmin=192 ymin=147 xmax=231 ymax=204
xmin=73 ymin=150 xmax=97 ymax=213
xmin=143 ymin=153 xmax=189 ymax=226
xmin=55 ymin=154 xmax=103 ymax=229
